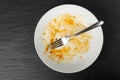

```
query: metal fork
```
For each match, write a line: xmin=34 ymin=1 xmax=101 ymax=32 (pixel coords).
xmin=48 ymin=21 xmax=104 ymax=49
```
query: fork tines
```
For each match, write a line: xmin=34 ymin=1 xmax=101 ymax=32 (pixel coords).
xmin=48 ymin=39 xmax=64 ymax=49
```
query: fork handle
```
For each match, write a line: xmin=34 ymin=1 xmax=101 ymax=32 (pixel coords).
xmin=72 ymin=21 xmax=104 ymax=37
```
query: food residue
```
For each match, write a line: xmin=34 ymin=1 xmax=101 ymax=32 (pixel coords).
xmin=42 ymin=13 xmax=91 ymax=63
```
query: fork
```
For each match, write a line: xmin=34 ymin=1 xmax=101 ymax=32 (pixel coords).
xmin=48 ymin=21 xmax=104 ymax=49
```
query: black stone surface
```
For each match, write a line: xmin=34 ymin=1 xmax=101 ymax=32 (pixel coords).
xmin=0 ymin=0 xmax=120 ymax=80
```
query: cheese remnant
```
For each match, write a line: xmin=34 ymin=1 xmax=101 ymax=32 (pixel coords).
xmin=42 ymin=13 xmax=91 ymax=63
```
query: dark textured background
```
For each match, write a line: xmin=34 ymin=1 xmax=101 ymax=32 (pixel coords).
xmin=0 ymin=0 xmax=120 ymax=80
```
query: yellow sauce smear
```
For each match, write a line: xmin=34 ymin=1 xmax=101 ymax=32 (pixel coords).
xmin=42 ymin=13 xmax=91 ymax=63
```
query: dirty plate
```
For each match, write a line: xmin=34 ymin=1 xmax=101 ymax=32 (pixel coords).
xmin=34 ymin=4 xmax=103 ymax=73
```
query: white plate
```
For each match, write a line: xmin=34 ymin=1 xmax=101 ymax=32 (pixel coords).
xmin=34 ymin=4 xmax=103 ymax=73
